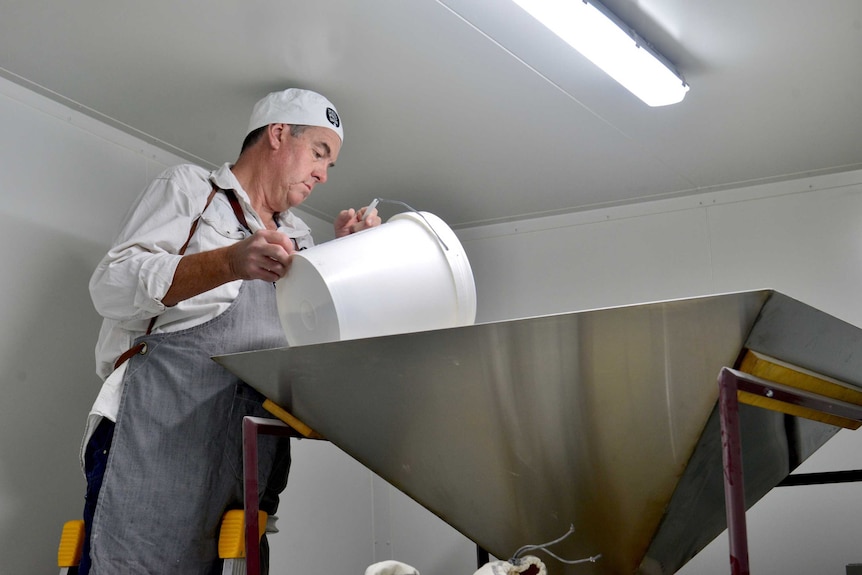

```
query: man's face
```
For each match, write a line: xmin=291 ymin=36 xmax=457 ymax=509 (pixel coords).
xmin=274 ymin=125 xmax=342 ymax=210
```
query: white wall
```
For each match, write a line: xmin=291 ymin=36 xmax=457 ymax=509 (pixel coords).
xmin=0 ymin=78 xmax=167 ymax=574
xmin=4 ymin=72 xmax=862 ymax=575
xmin=460 ymin=171 xmax=862 ymax=328
xmin=457 ymin=170 xmax=862 ymax=574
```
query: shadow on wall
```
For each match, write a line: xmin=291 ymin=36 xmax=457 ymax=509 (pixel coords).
xmin=0 ymin=213 xmax=106 ymax=573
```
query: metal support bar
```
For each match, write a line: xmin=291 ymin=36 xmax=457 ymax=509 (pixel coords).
xmin=736 ymin=374 xmax=862 ymax=423
xmin=242 ymin=416 xmax=297 ymax=575
xmin=718 ymin=368 xmax=750 ymax=575
xmin=718 ymin=366 xmax=862 ymax=575
xmin=778 ymin=470 xmax=862 ymax=486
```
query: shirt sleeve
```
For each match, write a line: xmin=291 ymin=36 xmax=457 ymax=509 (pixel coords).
xmin=89 ymin=166 xmax=207 ymax=321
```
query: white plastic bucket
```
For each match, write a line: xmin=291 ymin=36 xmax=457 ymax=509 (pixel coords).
xmin=277 ymin=211 xmax=476 ymax=346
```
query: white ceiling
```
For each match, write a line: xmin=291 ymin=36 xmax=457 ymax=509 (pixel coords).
xmin=1 ymin=0 xmax=860 ymax=228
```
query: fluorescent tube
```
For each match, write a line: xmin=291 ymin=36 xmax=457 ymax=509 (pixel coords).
xmin=512 ymin=0 xmax=689 ymax=106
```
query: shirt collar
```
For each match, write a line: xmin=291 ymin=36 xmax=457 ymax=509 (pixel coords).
xmin=210 ymin=163 xmax=249 ymax=201
xmin=210 ymin=162 xmax=310 ymax=235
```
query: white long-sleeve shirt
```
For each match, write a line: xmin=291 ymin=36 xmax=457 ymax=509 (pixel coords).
xmin=83 ymin=162 xmax=313 ymax=459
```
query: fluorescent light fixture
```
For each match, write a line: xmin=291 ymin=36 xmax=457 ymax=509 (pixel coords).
xmin=511 ymin=0 xmax=689 ymax=106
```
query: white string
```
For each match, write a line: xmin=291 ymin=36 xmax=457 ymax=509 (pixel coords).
xmin=510 ymin=524 xmax=602 ymax=566
xmin=370 ymin=198 xmax=450 ymax=251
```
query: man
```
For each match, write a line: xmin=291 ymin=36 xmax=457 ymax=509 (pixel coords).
xmin=80 ymin=88 xmax=380 ymax=574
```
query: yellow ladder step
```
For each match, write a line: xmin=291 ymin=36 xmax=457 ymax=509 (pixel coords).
xmin=57 ymin=520 xmax=85 ymax=571
xmin=218 ymin=509 xmax=268 ymax=559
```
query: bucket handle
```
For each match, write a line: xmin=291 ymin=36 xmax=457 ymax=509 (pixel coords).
xmin=371 ymin=198 xmax=450 ymax=251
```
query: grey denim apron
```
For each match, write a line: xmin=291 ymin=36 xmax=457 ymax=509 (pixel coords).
xmin=89 ymin=248 xmax=290 ymax=572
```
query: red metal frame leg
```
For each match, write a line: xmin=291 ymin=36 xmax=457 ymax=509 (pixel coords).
xmin=718 ymin=368 xmax=750 ymax=575
xmin=243 ymin=417 xmax=262 ymax=575
xmin=714 ymin=365 xmax=862 ymax=574
xmin=242 ymin=416 xmax=296 ymax=575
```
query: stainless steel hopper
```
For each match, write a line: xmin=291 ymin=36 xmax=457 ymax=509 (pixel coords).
xmin=215 ymin=290 xmax=862 ymax=574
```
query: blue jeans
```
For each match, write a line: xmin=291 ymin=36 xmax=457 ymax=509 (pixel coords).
xmin=80 ymin=418 xmax=115 ymax=575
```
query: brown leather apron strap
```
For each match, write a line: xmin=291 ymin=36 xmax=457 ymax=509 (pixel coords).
xmin=114 ymin=341 xmax=148 ymax=370
xmin=113 ymin=185 xmax=223 ymax=370
xmin=179 ymin=186 xmax=221 ymax=254
xmin=224 ymin=189 xmax=252 ymax=233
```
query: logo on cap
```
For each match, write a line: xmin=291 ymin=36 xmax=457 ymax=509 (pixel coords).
xmin=326 ymin=107 xmax=340 ymax=128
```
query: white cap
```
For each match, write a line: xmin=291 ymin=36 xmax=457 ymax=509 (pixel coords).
xmin=247 ymin=88 xmax=343 ymax=142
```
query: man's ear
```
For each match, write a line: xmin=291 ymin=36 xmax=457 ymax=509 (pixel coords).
xmin=267 ymin=123 xmax=288 ymax=149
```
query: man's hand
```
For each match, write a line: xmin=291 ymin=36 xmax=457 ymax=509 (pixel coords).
xmin=334 ymin=206 xmax=382 ymax=238
xmin=163 ymin=230 xmax=295 ymax=306
xmin=227 ymin=229 xmax=295 ymax=282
